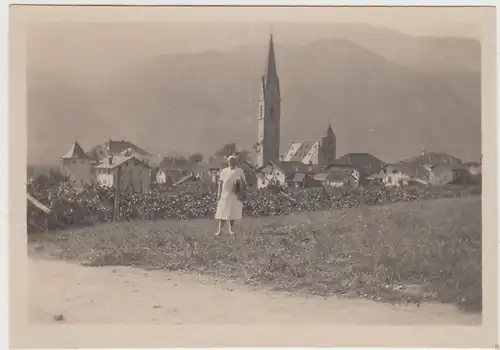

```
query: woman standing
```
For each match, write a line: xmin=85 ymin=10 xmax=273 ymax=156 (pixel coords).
xmin=214 ymin=155 xmax=246 ymax=236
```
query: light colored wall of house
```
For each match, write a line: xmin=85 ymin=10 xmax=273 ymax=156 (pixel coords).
xmin=156 ymin=169 xmax=167 ymax=184
xmin=385 ymin=172 xmax=410 ymax=186
xmin=257 ymin=165 xmax=286 ymax=189
xmin=96 ymin=159 xmax=151 ymax=193
xmin=60 ymin=158 xmax=94 ymax=188
xmin=323 ymin=175 xmax=358 ymax=188
xmin=96 ymin=170 xmax=115 ymax=188
xmin=328 ymin=180 xmax=345 ymax=188
xmin=468 ymin=165 xmax=481 ymax=175
xmin=429 ymin=166 xmax=453 ymax=185
xmin=375 ymin=169 xmax=411 ymax=187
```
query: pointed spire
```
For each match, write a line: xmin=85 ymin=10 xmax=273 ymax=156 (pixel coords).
xmin=264 ymin=31 xmax=278 ymax=87
xmin=325 ymin=122 xmax=334 ymax=137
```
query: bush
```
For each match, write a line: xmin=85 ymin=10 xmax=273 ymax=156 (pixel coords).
xmin=27 ymin=176 xmax=481 ymax=232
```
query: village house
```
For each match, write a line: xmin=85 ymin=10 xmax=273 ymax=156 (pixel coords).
xmin=328 ymin=153 xmax=385 ymax=185
xmin=314 ymin=165 xmax=360 ymax=188
xmin=60 ymin=141 xmax=94 ymax=188
xmin=255 ymin=160 xmax=326 ymax=189
xmin=287 ymin=172 xmax=321 ymax=188
xmin=370 ymin=162 xmax=457 ymax=187
xmin=452 ymin=163 xmax=482 ymax=185
xmin=87 ymin=139 xmax=155 ymax=168
xmin=95 ymin=155 xmax=152 ymax=194
xmin=255 ymin=160 xmax=289 ymax=189
xmin=464 ymin=162 xmax=482 ymax=176
xmin=425 ymin=163 xmax=454 ymax=185
xmin=155 ymin=167 xmax=192 ymax=186
xmin=370 ymin=164 xmax=430 ymax=187
xmin=152 ymin=157 xmax=193 ymax=184
xmin=402 ymin=151 xmax=463 ymax=168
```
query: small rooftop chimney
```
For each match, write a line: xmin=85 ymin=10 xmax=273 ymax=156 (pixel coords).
xmin=308 ymin=160 xmax=313 ymax=173
xmin=108 ymin=155 xmax=113 ymax=166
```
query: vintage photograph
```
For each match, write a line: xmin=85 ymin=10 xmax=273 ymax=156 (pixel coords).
xmin=22 ymin=5 xmax=487 ymax=330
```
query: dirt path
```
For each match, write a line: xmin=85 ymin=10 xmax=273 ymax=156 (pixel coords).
xmin=29 ymin=258 xmax=481 ymax=325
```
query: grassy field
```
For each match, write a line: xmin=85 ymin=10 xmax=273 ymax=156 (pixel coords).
xmin=28 ymin=196 xmax=482 ymax=312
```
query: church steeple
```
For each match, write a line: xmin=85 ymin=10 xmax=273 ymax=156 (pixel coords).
xmin=264 ymin=33 xmax=279 ymax=91
xmin=319 ymin=122 xmax=336 ymax=164
xmin=326 ymin=123 xmax=334 ymax=137
xmin=256 ymin=32 xmax=281 ymax=168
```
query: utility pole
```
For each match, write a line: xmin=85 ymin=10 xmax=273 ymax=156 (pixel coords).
xmin=113 ymin=167 xmax=121 ymax=222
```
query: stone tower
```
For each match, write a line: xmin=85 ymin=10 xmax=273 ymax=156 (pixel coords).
xmin=256 ymin=33 xmax=281 ymax=168
xmin=319 ymin=124 xmax=337 ymax=164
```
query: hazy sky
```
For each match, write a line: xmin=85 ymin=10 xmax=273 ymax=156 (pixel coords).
xmin=27 ymin=6 xmax=483 ymax=55
xmin=27 ymin=6 xmax=484 ymax=85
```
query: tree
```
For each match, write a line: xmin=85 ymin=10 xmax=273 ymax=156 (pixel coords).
xmin=237 ymin=149 xmax=253 ymax=164
xmin=188 ymin=153 xmax=203 ymax=164
xmin=161 ymin=156 xmax=188 ymax=168
xmin=215 ymin=143 xmax=237 ymax=158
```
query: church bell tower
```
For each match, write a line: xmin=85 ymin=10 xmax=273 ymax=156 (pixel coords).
xmin=319 ymin=123 xmax=337 ymax=164
xmin=256 ymin=33 xmax=281 ymax=168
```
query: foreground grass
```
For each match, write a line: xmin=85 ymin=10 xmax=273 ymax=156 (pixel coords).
xmin=28 ymin=196 xmax=482 ymax=312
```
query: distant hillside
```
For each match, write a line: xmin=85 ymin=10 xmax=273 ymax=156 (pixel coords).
xmin=27 ymin=24 xmax=481 ymax=165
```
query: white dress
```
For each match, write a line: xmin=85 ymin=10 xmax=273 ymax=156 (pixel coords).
xmin=215 ymin=167 xmax=246 ymax=220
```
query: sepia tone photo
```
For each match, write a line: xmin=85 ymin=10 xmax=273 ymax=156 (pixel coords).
xmin=10 ymin=4 xmax=497 ymax=349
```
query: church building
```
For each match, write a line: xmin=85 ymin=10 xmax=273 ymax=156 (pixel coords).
xmin=282 ymin=124 xmax=337 ymax=165
xmin=254 ymin=33 xmax=337 ymax=170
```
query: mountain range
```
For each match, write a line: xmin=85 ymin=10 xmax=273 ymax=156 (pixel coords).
xmin=27 ymin=23 xmax=481 ymax=165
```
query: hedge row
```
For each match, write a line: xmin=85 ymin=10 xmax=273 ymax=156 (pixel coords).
xmin=27 ymin=180 xmax=481 ymax=230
